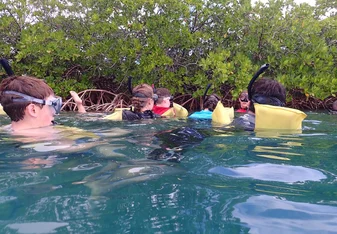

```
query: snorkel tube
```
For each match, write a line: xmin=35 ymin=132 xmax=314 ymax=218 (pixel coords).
xmin=248 ymin=63 xmax=269 ymax=100
xmin=128 ymin=76 xmax=133 ymax=94
xmin=203 ymin=83 xmax=212 ymax=102
xmin=0 ymin=58 xmax=14 ymax=76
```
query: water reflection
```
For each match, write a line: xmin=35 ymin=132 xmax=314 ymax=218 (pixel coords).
xmin=82 ymin=161 xmax=185 ymax=197
xmin=209 ymin=163 xmax=326 ymax=183
xmin=233 ymin=195 xmax=337 ymax=234
xmin=3 ymin=195 xmax=101 ymax=233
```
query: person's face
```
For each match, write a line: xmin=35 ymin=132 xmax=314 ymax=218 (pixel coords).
xmin=239 ymin=93 xmax=249 ymax=109
xmin=239 ymin=99 xmax=250 ymax=109
xmin=161 ymin=97 xmax=171 ymax=108
xmin=34 ymin=95 xmax=56 ymax=127
xmin=142 ymin=98 xmax=154 ymax=111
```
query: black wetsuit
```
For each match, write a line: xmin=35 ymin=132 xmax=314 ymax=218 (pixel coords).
xmin=122 ymin=110 xmax=161 ymax=121
xmin=148 ymin=127 xmax=205 ymax=162
xmin=233 ymin=113 xmax=255 ymax=131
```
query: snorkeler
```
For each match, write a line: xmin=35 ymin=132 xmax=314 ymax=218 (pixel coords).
xmin=0 ymin=76 xmax=62 ymax=131
xmin=103 ymin=83 xmax=161 ymax=120
xmin=152 ymin=88 xmax=173 ymax=116
xmin=189 ymin=94 xmax=221 ymax=119
xmin=0 ymin=75 xmax=111 ymax=153
xmin=151 ymin=87 xmax=189 ymax=118
xmin=233 ymin=64 xmax=306 ymax=131
xmin=74 ymin=83 xmax=160 ymax=120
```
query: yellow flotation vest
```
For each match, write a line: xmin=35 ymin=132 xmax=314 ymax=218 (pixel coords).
xmin=162 ymin=103 xmax=188 ymax=118
xmin=254 ymin=103 xmax=307 ymax=130
xmin=103 ymin=108 xmax=128 ymax=121
xmin=0 ymin=104 xmax=6 ymax=115
xmin=54 ymin=125 xmax=99 ymax=140
xmin=212 ymin=101 xmax=234 ymax=125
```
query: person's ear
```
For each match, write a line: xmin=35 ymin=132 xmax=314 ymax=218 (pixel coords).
xmin=26 ymin=103 xmax=39 ymax=117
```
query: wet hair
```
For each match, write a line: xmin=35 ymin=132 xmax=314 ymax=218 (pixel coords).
xmin=0 ymin=76 xmax=54 ymax=122
xmin=204 ymin=94 xmax=220 ymax=111
xmin=155 ymin=88 xmax=171 ymax=104
xmin=249 ymin=78 xmax=286 ymax=113
xmin=131 ymin=84 xmax=154 ymax=113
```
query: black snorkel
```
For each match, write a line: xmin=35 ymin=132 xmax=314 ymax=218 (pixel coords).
xmin=128 ymin=76 xmax=133 ymax=95
xmin=248 ymin=63 xmax=269 ymax=101
xmin=203 ymin=83 xmax=212 ymax=102
xmin=247 ymin=63 xmax=285 ymax=107
xmin=0 ymin=58 xmax=14 ymax=76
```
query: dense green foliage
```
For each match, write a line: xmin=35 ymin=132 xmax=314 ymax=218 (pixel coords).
xmin=0 ymin=0 xmax=336 ymax=99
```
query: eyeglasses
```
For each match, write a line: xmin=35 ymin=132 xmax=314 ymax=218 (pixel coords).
xmin=240 ymin=97 xmax=249 ymax=102
xmin=3 ymin=91 xmax=62 ymax=114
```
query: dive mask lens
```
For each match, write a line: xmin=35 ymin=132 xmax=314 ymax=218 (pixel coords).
xmin=50 ymin=97 xmax=62 ymax=114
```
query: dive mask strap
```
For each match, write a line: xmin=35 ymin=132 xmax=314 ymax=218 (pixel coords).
xmin=2 ymin=91 xmax=62 ymax=114
xmin=3 ymin=91 xmax=46 ymax=105
xmin=251 ymin=94 xmax=285 ymax=107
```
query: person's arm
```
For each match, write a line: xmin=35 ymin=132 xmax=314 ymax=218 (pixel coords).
xmin=70 ymin=91 xmax=87 ymax=113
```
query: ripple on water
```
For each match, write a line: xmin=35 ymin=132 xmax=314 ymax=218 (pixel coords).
xmin=69 ymin=163 xmax=102 ymax=171
xmin=0 ymin=172 xmax=49 ymax=193
xmin=208 ymin=163 xmax=327 ymax=183
xmin=6 ymin=222 xmax=68 ymax=234
xmin=233 ymin=195 xmax=337 ymax=234
xmin=0 ymin=196 xmax=17 ymax=204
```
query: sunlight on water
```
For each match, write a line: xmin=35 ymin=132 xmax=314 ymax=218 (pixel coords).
xmin=208 ymin=163 xmax=327 ymax=183
xmin=233 ymin=195 xmax=337 ymax=234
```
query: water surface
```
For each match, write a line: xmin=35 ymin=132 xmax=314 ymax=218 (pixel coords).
xmin=0 ymin=112 xmax=337 ymax=233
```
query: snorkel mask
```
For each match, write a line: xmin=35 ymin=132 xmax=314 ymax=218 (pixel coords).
xmin=128 ymin=77 xmax=158 ymax=102
xmin=133 ymin=92 xmax=158 ymax=102
xmin=2 ymin=91 xmax=62 ymax=114
xmin=247 ymin=64 xmax=285 ymax=107
xmin=239 ymin=93 xmax=249 ymax=102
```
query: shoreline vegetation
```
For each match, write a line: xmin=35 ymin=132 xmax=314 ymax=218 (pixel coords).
xmin=1 ymin=0 xmax=336 ymax=111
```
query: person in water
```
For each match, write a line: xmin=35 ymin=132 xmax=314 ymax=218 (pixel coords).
xmin=122 ymin=84 xmax=160 ymax=120
xmin=189 ymin=94 xmax=220 ymax=119
xmin=0 ymin=76 xmax=62 ymax=132
xmin=236 ymin=91 xmax=250 ymax=113
xmin=152 ymin=88 xmax=173 ymax=116
xmin=76 ymin=83 xmax=161 ymax=121
xmin=234 ymin=78 xmax=286 ymax=130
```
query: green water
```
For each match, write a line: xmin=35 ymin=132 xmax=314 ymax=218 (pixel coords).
xmin=0 ymin=112 xmax=337 ymax=233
